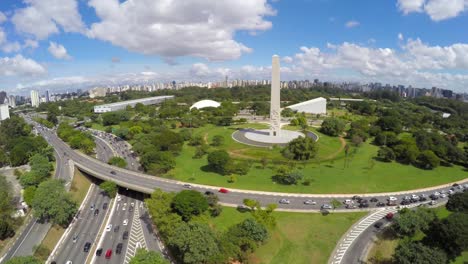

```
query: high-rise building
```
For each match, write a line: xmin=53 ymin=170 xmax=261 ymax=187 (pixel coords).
xmin=8 ymin=95 xmax=16 ymax=108
xmin=0 ymin=91 xmax=6 ymax=104
xmin=45 ymin=90 xmax=50 ymax=102
xmin=30 ymin=90 xmax=40 ymax=107
xmin=0 ymin=104 xmax=9 ymax=121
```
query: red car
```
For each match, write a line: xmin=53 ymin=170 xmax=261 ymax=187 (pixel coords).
xmin=385 ymin=212 xmax=394 ymax=220
xmin=105 ymin=249 xmax=112 ymax=259
xmin=218 ymin=188 xmax=229 ymax=194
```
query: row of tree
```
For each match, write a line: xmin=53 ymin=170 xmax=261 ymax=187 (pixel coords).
xmin=57 ymin=123 xmax=96 ymax=154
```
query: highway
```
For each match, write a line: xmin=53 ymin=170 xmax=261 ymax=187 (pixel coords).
xmin=33 ymin=124 xmax=468 ymax=213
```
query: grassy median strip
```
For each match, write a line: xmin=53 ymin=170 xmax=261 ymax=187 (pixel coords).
xmin=33 ymin=169 xmax=91 ymax=261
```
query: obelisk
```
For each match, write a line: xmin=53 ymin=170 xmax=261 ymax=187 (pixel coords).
xmin=270 ymin=55 xmax=281 ymax=137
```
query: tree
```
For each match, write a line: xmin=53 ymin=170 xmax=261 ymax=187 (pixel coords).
xmin=376 ymin=115 xmax=402 ymax=133
xmin=211 ymin=135 xmax=225 ymax=146
xmin=273 ymin=167 xmax=303 ymax=185
xmin=171 ymin=190 xmax=209 ymax=221
xmin=374 ymin=131 xmax=399 ymax=146
xmin=425 ymin=213 xmax=468 ymax=260
xmin=377 ymin=147 xmax=395 ymax=162
xmin=223 ymin=218 xmax=269 ymax=260
xmin=100 ymin=181 xmax=117 ymax=198
xmin=243 ymin=199 xmax=260 ymax=210
xmin=188 ymin=135 xmax=204 ymax=146
xmin=260 ymin=157 xmax=268 ymax=169
xmin=129 ymin=249 xmax=169 ymax=264
xmin=416 ymin=150 xmax=440 ymax=169
xmin=32 ymin=179 xmax=77 ymax=226
xmin=141 ymin=151 xmax=176 ymax=174
xmin=0 ymin=174 xmax=14 ymax=219
xmin=23 ymin=186 xmax=36 ymax=206
xmin=207 ymin=150 xmax=231 ymax=174
xmin=0 ymin=219 xmax=14 ymax=240
xmin=169 ymin=222 xmax=219 ymax=264
xmin=281 ymin=136 xmax=318 ymax=160
xmin=446 ymin=192 xmax=468 ymax=213
xmin=392 ymin=208 xmax=437 ymax=237
xmin=4 ymin=256 xmax=42 ymax=264
xmin=351 ymin=135 xmax=363 ymax=147
xmin=320 ymin=117 xmax=346 ymax=136
xmin=108 ymin=156 xmax=127 ymax=168
xmin=393 ymin=240 xmax=447 ymax=264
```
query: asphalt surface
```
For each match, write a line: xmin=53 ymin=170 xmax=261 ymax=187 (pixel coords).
xmin=1 ymin=138 xmax=72 ymax=263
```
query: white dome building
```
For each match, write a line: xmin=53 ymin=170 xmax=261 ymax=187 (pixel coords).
xmin=190 ymin=99 xmax=221 ymax=110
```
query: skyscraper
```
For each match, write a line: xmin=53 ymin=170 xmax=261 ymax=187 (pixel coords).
xmin=0 ymin=104 xmax=9 ymax=121
xmin=0 ymin=91 xmax=6 ymax=104
xmin=45 ymin=90 xmax=50 ymax=102
xmin=30 ymin=90 xmax=40 ymax=107
xmin=8 ymin=95 xmax=16 ymax=108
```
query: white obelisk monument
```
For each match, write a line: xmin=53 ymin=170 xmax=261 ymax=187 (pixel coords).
xmin=270 ymin=55 xmax=281 ymax=136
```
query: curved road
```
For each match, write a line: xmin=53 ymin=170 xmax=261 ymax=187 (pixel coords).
xmin=29 ymin=118 xmax=468 ymax=212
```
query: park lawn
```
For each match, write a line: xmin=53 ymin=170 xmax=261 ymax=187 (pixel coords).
xmin=207 ymin=207 xmax=366 ymax=264
xmin=171 ymin=132 xmax=467 ymax=193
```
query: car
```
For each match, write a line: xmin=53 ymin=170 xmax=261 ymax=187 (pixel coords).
xmin=105 ymin=249 xmax=112 ymax=259
xmin=123 ymin=231 xmax=129 ymax=240
xmin=411 ymin=194 xmax=419 ymax=201
xmin=103 ymin=203 xmax=108 ymax=210
xmin=72 ymin=234 xmax=78 ymax=243
xmin=385 ymin=212 xmax=394 ymax=220
xmin=359 ymin=199 xmax=368 ymax=204
xmin=453 ymin=183 xmax=460 ymax=187
xmin=434 ymin=191 xmax=441 ymax=196
xmin=116 ymin=243 xmax=123 ymax=254
xmin=66 ymin=261 xmax=72 ymax=264
xmin=130 ymin=202 xmax=135 ymax=207
xmin=105 ymin=224 xmax=112 ymax=232
xmin=96 ymin=248 xmax=103 ymax=256
xmin=183 ymin=184 xmax=192 ymax=189
xmin=205 ymin=191 xmax=215 ymax=196
xmin=448 ymin=189 xmax=455 ymax=195
xmin=110 ymin=170 xmax=116 ymax=175
xmin=370 ymin=197 xmax=379 ymax=203
xmin=430 ymin=200 xmax=438 ymax=205
xmin=129 ymin=206 xmax=134 ymax=212
xmin=441 ymin=193 xmax=447 ymax=198
xmin=218 ymin=188 xmax=229 ymax=193
xmin=359 ymin=202 xmax=369 ymax=208
xmin=114 ymin=225 xmax=120 ymax=232
xmin=117 ymin=195 xmax=121 ymax=202
xmin=279 ymin=199 xmax=290 ymax=204
xmin=346 ymin=204 xmax=357 ymax=209
xmin=374 ymin=222 xmax=384 ymax=229
xmin=352 ymin=195 xmax=361 ymax=201
xmin=304 ymin=200 xmax=316 ymax=205
xmin=83 ymin=242 xmax=91 ymax=252
xmin=321 ymin=204 xmax=333 ymax=210
xmin=123 ymin=203 xmax=127 ymax=211
xmin=90 ymin=204 xmax=95 ymax=210
xmin=388 ymin=196 xmax=398 ymax=202
xmin=376 ymin=202 xmax=386 ymax=207
xmin=343 ymin=199 xmax=353 ymax=205
xmin=400 ymin=200 xmax=410 ymax=205
xmin=123 ymin=219 xmax=128 ymax=226
xmin=419 ymin=194 xmax=427 ymax=201
xmin=94 ymin=209 xmax=99 ymax=216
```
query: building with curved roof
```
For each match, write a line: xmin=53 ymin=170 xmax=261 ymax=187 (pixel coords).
xmin=286 ymin=97 xmax=327 ymax=114
xmin=190 ymin=99 xmax=221 ymax=110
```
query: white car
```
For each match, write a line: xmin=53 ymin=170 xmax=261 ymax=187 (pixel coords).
xmin=105 ymin=224 xmax=112 ymax=232
xmin=279 ymin=199 xmax=290 ymax=204
xmin=117 ymin=195 xmax=121 ymax=202
xmin=343 ymin=199 xmax=353 ymax=205
xmin=183 ymin=184 xmax=192 ymax=189
xmin=304 ymin=200 xmax=316 ymax=205
xmin=388 ymin=196 xmax=398 ymax=201
xmin=122 ymin=203 xmax=127 ymax=211
xmin=123 ymin=219 xmax=128 ymax=226
xmin=441 ymin=193 xmax=447 ymax=198
xmin=411 ymin=194 xmax=419 ymax=200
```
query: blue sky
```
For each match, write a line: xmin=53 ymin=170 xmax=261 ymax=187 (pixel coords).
xmin=1 ymin=0 xmax=468 ymax=94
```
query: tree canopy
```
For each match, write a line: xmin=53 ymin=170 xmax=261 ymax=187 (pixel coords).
xmin=171 ymin=190 xmax=209 ymax=221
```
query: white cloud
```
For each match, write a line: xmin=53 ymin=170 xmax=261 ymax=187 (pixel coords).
xmin=12 ymin=0 xmax=85 ymax=40
xmin=0 ymin=11 xmax=6 ymax=24
xmin=397 ymin=0 xmax=468 ymax=21
xmin=2 ymin=42 xmax=21 ymax=53
xmin=0 ymin=28 xmax=5 ymax=45
xmin=48 ymin=42 xmax=71 ymax=60
xmin=345 ymin=20 xmax=360 ymax=28
xmin=87 ymin=0 xmax=275 ymax=61
xmin=397 ymin=0 xmax=425 ymax=14
xmin=398 ymin=33 xmax=404 ymax=40
xmin=23 ymin=39 xmax=39 ymax=49
xmin=0 ymin=55 xmax=46 ymax=76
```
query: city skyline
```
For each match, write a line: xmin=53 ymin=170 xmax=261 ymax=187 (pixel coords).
xmin=1 ymin=0 xmax=468 ymax=93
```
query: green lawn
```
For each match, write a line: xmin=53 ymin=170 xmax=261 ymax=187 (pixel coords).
xmin=170 ymin=124 xmax=467 ymax=193
xmin=207 ymin=207 xmax=366 ymax=264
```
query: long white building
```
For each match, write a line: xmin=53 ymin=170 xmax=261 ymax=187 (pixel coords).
xmin=0 ymin=104 xmax=10 ymax=121
xmin=286 ymin=97 xmax=327 ymax=114
xmin=30 ymin=90 xmax=40 ymax=107
xmin=94 ymin=95 xmax=174 ymax=113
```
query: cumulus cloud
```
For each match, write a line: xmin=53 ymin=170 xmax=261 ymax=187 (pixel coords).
xmin=0 ymin=28 xmax=5 ymax=45
xmin=2 ymin=42 xmax=21 ymax=53
xmin=23 ymin=39 xmax=39 ymax=49
xmin=0 ymin=55 xmax=46 ymax=76
xmin=397 ymin=0 xmax=468 ymax=21
xmin=345 ymin=20 xmax=360 ymax=28
xmin=12 ymin=0 xmax=85 ymax=40
xmin=48 ymin=42 xmax=72 ymax=60
xmin=0 ymin=11 xmax=6 ymax=24
xmin=87 ymin=0 xmax=275 ymax=61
